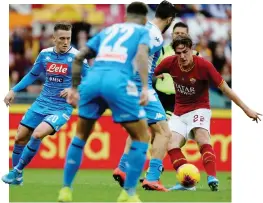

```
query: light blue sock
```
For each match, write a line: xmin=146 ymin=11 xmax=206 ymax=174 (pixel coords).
xmin=118 ymin=153 xmax=128 ymax=172
xmin=145 ymin=158 xmax=163 ymax=181
xmin=63 ymin=136 xmax=86 ymax=188
xmin=12 ymin=144 xmax=25 ymax=167
xmin=124 ymin=141 xmax=148 ymax=196
xmin=15 ymin=137 xmax=41 ymax=171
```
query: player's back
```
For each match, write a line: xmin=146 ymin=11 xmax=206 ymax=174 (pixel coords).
xmin=133 ymin=21 xmax=163 ymax=88
xmin=87 ymin=22 xmax=150 ymax=77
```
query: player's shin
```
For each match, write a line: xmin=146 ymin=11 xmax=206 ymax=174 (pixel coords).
xmin=117 ymin=136 xmax=132 ymax=172
xmin=15 ymin=137 xmax=41 ymax=171
xmin=168 ymin=148 xmax=187 ymax=171
xmin=124 ymin=141 xmax=148 ymax=196
xmin=63 ymin=136 xmax=85 ymax=188
xmin=12 ymin=144 xmax=25 ymax=167
xmin=200 ymin=144 xmax=217 ymax=177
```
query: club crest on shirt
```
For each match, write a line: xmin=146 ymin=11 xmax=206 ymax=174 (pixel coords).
xmin=190 ymin=78 xmax=196 ymax=84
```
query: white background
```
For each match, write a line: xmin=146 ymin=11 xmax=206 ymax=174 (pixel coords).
xmin=1 ymin=0 xmax=263 ymax=203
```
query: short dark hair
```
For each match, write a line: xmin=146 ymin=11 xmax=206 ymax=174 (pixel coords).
xmin=173 ymin=22 xmax=189 ymax=32
xmin=155 ymin=1 xmax=176 ymax=19
xmin=54 ymin=22 xmax=72 ymax=32
xmin=171 ymin=35 xmax=193 ymax=51
xmin=127 ymin=2 xmax=148 ymax=16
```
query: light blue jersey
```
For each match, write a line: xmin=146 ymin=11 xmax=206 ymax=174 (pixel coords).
xmin=78 ymin=22 xmax=151 ymax=123
xmin=133 ymin=21 xmax=167 ymax=124
xmin=133 ymin=21 xmax=164 ymax=88
xmin=13 ymin=46 xmax=89 ymax=133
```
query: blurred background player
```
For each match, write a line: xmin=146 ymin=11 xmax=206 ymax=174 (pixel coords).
xmin=139 ymin=21 xmax=202 ymax=188
xmin=154 ymin=35 xmax=261 ymax=191
xmin=58 ymin=2 xmax=151 ymax=202
xmin=2 ymin=22 xmax=89 ymax=185
xmin=112 ymin=0 xmax=176 ymax=192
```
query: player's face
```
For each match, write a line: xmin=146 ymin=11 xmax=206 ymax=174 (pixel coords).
xmin=53 ymin=30 xmax=72 ymax=53
xmin=172 ymin=27 xmax=188 ymax=39
xmin=175 ymin=44 xmax=193 ymax=67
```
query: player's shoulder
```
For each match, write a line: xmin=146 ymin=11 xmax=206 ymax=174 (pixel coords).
xmin=40 ymin=47 xmax=54 ymax=54
xmin=68 ymin=47 xmax=80 ymax=56
xmin=146 ymin=21 xmax=163 ymax=41
xmin=194 ymin=55 xmax=213 ymax=68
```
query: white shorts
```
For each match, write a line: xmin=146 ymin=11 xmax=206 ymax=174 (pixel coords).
xmin=168 ymin=108 xmax=212 ymax=140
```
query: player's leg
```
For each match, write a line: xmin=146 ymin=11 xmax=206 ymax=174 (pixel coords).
xmin=12 ymin=125 xmax=33 ymax=167
xmin=2 ymin=108 xmax=45 ymax=184
xmin=58 ymin=117 xmax=97 ymax=202
xmin=119 ymin=120 xmax=149 ymax=201
xmin=142 ymin=121 xmax=171 ymax=191
xmin=190 ymin=109 xmax=218 ymax=191
xmin=164 ymin=114 xmax=197 ymax=191
xmin=113 ymin=136 xmax=131 ymax=187
xmin=102 ymin=75 xmax=149 ymax=201
xmin=184 ymin=109 xmax=218 ymax=191
xmin=58 ymin=75 xmax=106 ymax=202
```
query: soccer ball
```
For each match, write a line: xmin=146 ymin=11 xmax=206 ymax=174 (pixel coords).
xmin=176 ymin=164 xmax=200 ymax=188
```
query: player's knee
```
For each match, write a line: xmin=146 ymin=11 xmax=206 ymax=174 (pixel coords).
xmin=14 ymin=135 xmax=28 ymax=145
xmin=167 ymin=132 xmax=186 ymax=151
xmin=193 ymin=127 xmax=210 ymax=146
xmin=32 ymin=131 xmax=44 ymax=139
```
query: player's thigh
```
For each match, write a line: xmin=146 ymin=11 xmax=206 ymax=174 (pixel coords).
xmin=121 ymin=120 xmax=149 ymax=143
xmin=78 ymin=97 xmax=108 ymax=120
xmin=20 ymin=108 xmax=46 ymax=131
xmin=167 ymin=114 xmax=187 ymax=150
xmin=145 ymin=90 xmax=167 ymax=124
xmin=15 ymin=124 xmax=33 ymax=145
xmin=75 ymin=117 xmax=97 ymax=141
xmin=149 ymin=120 xmax=171 ymax=141
xmin=40 ymin=109 xmax=72 ymax=138
xmin=78 ymin=74 xmax=106 ymax=120
xmin=185 ymin=108 xmax=212 ymax=141
xmin=103 ymin=78 xmax=146 ymax=123
xmin=168 ymin=131 xmax=186 ymax=150
xmin=192 ymin=127 xmax=211 ymax=146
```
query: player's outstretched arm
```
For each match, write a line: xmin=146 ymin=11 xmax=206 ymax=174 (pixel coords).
xmin=218 ymin=81 xmax=262 ymax=123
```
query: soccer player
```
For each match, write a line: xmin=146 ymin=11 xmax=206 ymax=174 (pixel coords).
xmin=112 ymin=0 xmax=177 ymax=192
xmin=2 ymin=22 xmax=88 ymax=185
xmin=58 ymin=2 xmax=151 ymax=202
xmin=154 ymin=35 xmax=262 ymax=191
xmin=139 ymin=21 xmax=202 ymax=187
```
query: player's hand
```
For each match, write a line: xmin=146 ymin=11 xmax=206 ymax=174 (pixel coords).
xmin=60 ymin=88 xmax=70 ymax=98
xmin=66 ymin=88 xmax=79 ymax=108
xmin=140 ymin=87 xmax=149 ymax=106
xmin=4 ymin=90 xmax=15 ymax=107
xmin=244 ymin=108 xmax=262 ymax=123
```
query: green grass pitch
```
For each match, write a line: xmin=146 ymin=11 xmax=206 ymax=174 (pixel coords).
xmin=9 ymin=169 xmax=231 ymax=202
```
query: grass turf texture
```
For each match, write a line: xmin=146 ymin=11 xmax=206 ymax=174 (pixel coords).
xmin=9 ymin=169 xmax=231 ymax=202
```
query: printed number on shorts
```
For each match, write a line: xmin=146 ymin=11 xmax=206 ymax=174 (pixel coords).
xmin=193 ymin=115 xmax=204 ymax=123
xmin=47 ymin=115 xmax=59 ymax=123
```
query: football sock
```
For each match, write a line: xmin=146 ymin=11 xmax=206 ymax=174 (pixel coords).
xmin=118 ymin=153 xmax=128 ymax=172
xmin=124 ymin=141 xmax=148 ymax=196
xmin=15 ymin=137 xmax=41 ymax=171
xmin=64 ymin=136 xmax=86 ymax=187
xmin=168 ymin=148 xmax=187 ymax=171
xmin=145 ymin=158 xmax=163 ymax=181
xmin=12 ymin=144 xmax=25 ymax=167
xmin=200 ymin=144 xmax=216 ymax=177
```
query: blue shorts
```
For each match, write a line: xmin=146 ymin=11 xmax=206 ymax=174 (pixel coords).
xmin=78 ymin=69 xmax=146 ymax=123
xmin=20 ymin=102 xmax=72 ymax=134
xmin=144 ymin=89 xmax=167 ymax=124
